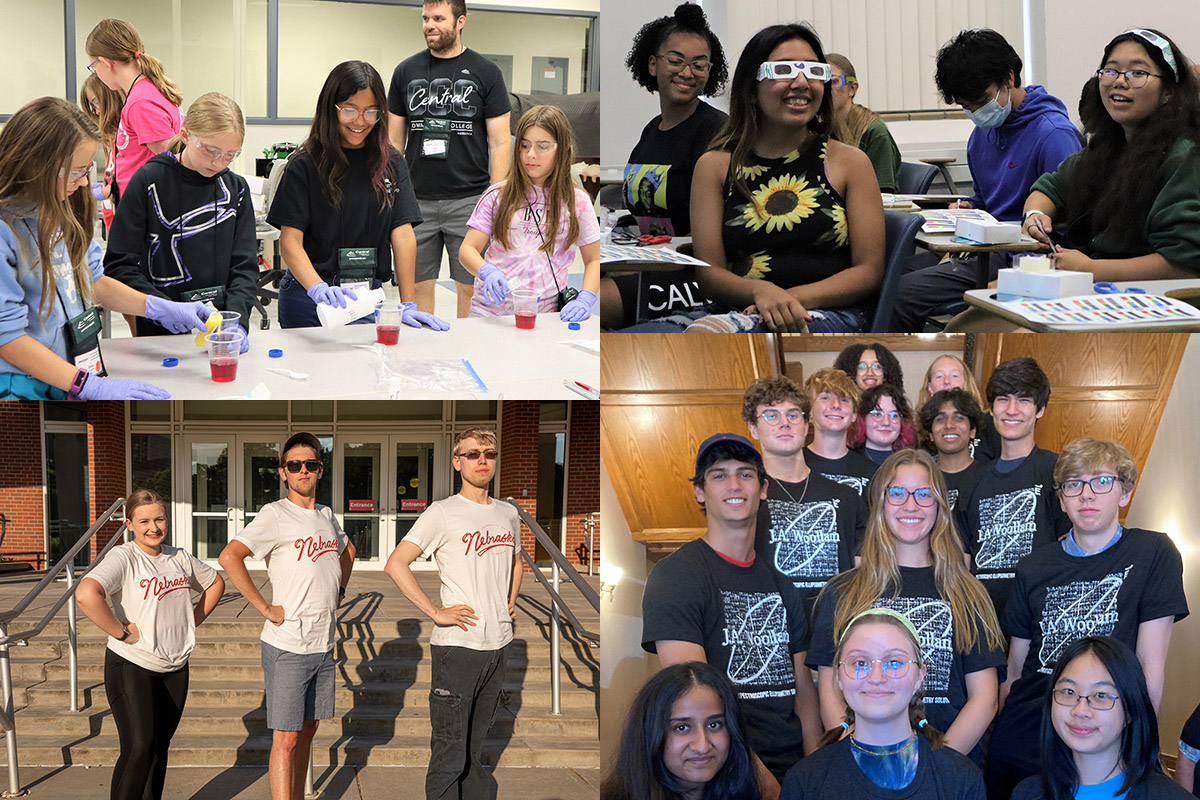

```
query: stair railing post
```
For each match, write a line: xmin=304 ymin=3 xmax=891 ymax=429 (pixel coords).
xmin=66 ymin=561 xmax=78 ymax=713
xmin=550 ymin=559 xmax=561 ymax=715
xmin=0 ymin=621 xmax=25 ymax=797
xmin=305 ymin=742 xmax=316 ymax=798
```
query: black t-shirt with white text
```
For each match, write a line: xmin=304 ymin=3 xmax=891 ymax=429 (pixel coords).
xmin=803 ymin=447 xmax=878 ymax=498
xmin=642 ymin=538 xmax=809 ymax=780
xmin=388 ymin=48 xmax=511 ymax=199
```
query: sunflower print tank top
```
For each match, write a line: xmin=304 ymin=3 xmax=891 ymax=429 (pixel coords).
xmin=721 ymin=137 xmax=851 ymax=290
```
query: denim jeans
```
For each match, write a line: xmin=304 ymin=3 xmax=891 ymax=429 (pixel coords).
xmin=426 ymin=643 xmax=509 ymax=800
xmin=277 ymin=272 xmax=382 ymax=329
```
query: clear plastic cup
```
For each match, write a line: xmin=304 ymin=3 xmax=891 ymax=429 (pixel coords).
xmin=375 ymin=302 xmax=401 ymax=345
xmin=206 ymin=330 xmax=243 ymax=382
xmin=212 ymin=310 xmax=242 ymax=333
xmin=511 ymin=289 xmax=538 ymax=329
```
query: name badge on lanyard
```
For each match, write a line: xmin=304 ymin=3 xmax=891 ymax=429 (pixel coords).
xmin=422 ymin=117 xmax=450 ymax=159
xmin=180 ymin=285 xmax=226 ymax=306
xmin=338 ymin=248 xmax=376 ymax=293
xmin=64 ymin=306 xmax=107 ymax=377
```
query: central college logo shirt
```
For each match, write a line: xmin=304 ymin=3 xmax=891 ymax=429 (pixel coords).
xmin=403 ymin=494 xmax=520 ymax=651
xmin=233 ymin=498 xmax=348 ymax=655
xmin=87 ymin=541 xmax=218 ymax=672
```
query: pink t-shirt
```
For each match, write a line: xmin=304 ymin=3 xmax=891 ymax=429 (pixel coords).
xmin=467 ymin=183 xmax=601 ymax=316
xmin=113 ymin=77 xmax=181 ymax=194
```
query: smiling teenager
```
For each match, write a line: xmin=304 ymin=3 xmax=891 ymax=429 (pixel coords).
xmin=847 ymin=385 xmax=918 ymax=466
xmin=916 ymin=356 xmax=999 ymax=462
xmin=918 ymin=389 xmax=988 ymax=517
xmin=802 ymin=368 xmax=879 ymax=497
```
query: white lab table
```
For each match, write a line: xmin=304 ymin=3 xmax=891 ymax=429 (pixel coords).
xmin=100 ymin=314 xmax=600 ymax=399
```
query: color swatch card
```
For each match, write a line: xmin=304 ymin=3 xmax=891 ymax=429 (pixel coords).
xmin=599 ymin=244 xmax=709 ymax=266
xmin=998 ymin=293 xmax=1200 ymax=326
xmin=919 ymin=208 xmax=997 ymax=234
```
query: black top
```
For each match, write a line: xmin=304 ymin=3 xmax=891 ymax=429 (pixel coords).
xmin=1183 ymin=703 xmax=1200 ymax=798
xmin=806 ymin=566 xmax=1006 ymax=751
xmin=940 ymin=459 xmax=989 ymax=554
xmin=803 ymin=447 xmax=878 ymax=498
xmin=387 ymin=48 xmax=511 ymax=199
xmin=624 ymin=101 xmax=727 ymax=236
xmin=958 ymin=445 xmax=1071 ymax=620
xmin=755 ymin=472 xmax=868 ymax=621
xmin=641 ymin=538 xmax=809 ymax=781
xmin=969 ymin=414 xmax=1001 ymax=462
xmin=781 ymin=735 xmax=985 ymax=800
xmin=1012 ymin=771 xmax=1193 ymax=800
xmin=104 ymin=151 xmax=258 ymax=337
xmin=266 ymin=148 xmax=421 ymax=283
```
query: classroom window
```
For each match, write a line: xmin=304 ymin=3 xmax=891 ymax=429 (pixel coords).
xmin=0 ymin=3 xmax=66 ymax=115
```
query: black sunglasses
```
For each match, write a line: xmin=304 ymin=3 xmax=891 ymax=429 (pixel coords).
xmin=456 ymin=450 xmax=498 ymax=461
xmin=284 ymin=459 xmax=322 ymax=473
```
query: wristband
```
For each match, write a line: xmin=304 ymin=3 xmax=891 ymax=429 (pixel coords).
xmin=68 ymin=368 xmax=89 ymax=400
xmin=338 ymin=586 xmax=346 ymax=598
xmin=1023 ymin=210 xmax=1046 ymax=221
xmin=118 ymin=624 xmax=130 ymax=641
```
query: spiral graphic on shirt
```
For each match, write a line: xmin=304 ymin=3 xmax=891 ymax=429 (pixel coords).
xmin=1036 ymin=566 xmax=1131 ymax=672
xmin=873 ymin=596 xmax=954 ymax=700
xmin=975 ymin=485 xmax=1042 ymax=571
xmin=816 ymin=471 xmax=870 ymax=497
xmin=767 ymin=497 xmax=840 ymax=587
xmin=720 ymin=591 xmax=795 ymax=688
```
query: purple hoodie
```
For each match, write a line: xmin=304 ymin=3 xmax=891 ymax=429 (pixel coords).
xmin=965 ymin=85 xmax=1084 ymax=221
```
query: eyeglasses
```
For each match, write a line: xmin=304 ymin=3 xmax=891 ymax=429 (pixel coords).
xmin=88 ymin=99 xmax=100 ymax=114
xmin=839 ymin=658 xmax=918 ymax=681
xmin=756 ymin=61 xmax=831 ymax=83
xmin=758 ymin=409 xmax=806 ymax=425
xmin=1052 ymin=687 xmax=1120 ymax=711
xmin=856 ymin=362 xmax=883 ymax=372
xmin=284 ymin=459 xmax=322 ymax=473
xmin=456 ymin=450 xmax=498 ymax=461
xmin=86 ymin=58 xmax=100 ymax=75
xmin=336 ymin=105 xmax=381 ymax=123
xmin=192 ymin=137 xmax=241 ymax=164
xmin=867 ymin=409 xmax=901 ymax=421
xmin=656 ymin=53 xmax=712 ymax=74
xmin=519 ymin=141 xmax=557 ymax=154
xmin=831 ymin=74 xmax=852 ymax=88
xmin=885 ymin=486 xmax=936 ymax=507
xmin=1096 ymin=68 xmax=1162 ymax=88
xmin=59 ymin=167 xmax=91 ymax=184
xmin=1058 ymin=475 xmax=1119 ymax=497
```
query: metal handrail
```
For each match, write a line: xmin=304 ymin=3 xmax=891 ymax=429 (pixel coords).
xmin=0 ymin=497 xmax=127 ymax=798
xmin=503 ymin=498 xmax=599 ymax=716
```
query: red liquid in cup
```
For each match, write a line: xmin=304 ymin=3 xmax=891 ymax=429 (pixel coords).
xmin=516 ymin=312 xmax=537 ymax=329
xmin=377 ymin=324 xmax=400 ymax=345
xmin=210 ymin=358 xmax=238 ymax=382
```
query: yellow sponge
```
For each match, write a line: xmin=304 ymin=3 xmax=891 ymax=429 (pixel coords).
xmin=194 ymin=312 xmax=221 ymax=347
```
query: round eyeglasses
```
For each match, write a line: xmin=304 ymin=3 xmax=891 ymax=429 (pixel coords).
xmin=1052 ymin=687 xmax=1120 ymax=711
xmin=856 ymin=362 xmax=883 ymax=372
xmin=1096 ymin=68 xmax=1162 ymax=88
xmin=1057 ymin=475 xmax=1119 ymax=497
xmin=885 ymin=486 xmax=936 ymax=507
xmin=839 ymin=658 xmax=919 ymax=681
xmin=867 ymin=409 xmax=901 ymax=421
xmin=335 ymin=105 xmax=381 ymax=123
xmin=758 ymin=409 xmax=806 ymax=425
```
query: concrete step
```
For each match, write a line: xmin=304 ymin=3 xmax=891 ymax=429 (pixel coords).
xmin=9 ymin=704 xmax=598 ymax=739
xmin=0 ymin=732 xmax=600 ymax=768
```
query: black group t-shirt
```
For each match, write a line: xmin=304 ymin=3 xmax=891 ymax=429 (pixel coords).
xmin=266 ymin=148 xmax=422 ymax=283
xmin=991 ymin=528 xmax=1188 ymax=774
xmin=1182 ymin=703 xmax=1200 ymax=799
xmin=624 ymin=101 xmax=727 ymax=237
xmin=641 ymin=538 xmax=809 ymax=780
xmin=755 ymin=472 xmax=868 ymax=620
xmin=780 ymin=735 xmax=985 ymax=800
xmin=969 ymin=414 xmax=1001 ymax=462
xmin=807 ymin=566 xmax=1005 ymax=751
xmin=387 ymin=48 xmax=511 ymax=199
xmin=939 ymin=459 xmax=988 ymax=515
xmin=803 ymin=447 xmax=878 ymax=498
xmin=1012 ymin=771 xmax=1192 ymax=800
xmin=958 ymin=446 xmax=1070 ymax=619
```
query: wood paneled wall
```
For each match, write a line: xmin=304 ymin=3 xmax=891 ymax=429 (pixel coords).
xmin=601 ymin=334 xmax=776 ymax=554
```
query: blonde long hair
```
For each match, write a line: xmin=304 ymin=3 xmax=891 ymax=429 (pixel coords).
xmin=0 ymin=98 xmax=99 ymax=321
xmin=916 ymin=354 xmax=986 ymax=409
xmin=488 ymin=105 xmax=580 ymax=257
xmin=86 ymin=18 xmax=184 ymax=107
xmin=827 ymin=449 xmax=1004 ymax=654
xmin=168 ymin=92 xmax=245 ymax=156
xmin=825 ymin=53 xmax=881 ymax=149
xmin=80 ymin=73 xmax=124 ymax=152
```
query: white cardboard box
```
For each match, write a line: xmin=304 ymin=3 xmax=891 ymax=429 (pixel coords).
xmin=955 ymin=217 xmax=1022 ymax=244
xmin=997 ymin=268 xmax=1094 ymax=300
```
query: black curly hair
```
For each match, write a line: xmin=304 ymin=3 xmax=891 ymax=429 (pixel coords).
xmin=625 ymin=3 xmax=728 ymax=97
xmin=832 ymin=342 xmax=904 ymax=388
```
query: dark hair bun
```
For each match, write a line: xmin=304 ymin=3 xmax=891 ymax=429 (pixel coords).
xmin=674 ymin=2 xmax=707 ymax=28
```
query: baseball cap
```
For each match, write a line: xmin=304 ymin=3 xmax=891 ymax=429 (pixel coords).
xmin=693 ymin=433 xmax=761 ymax=481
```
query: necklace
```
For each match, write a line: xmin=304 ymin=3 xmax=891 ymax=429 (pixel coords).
xmin=850 ymin=734 xmax=918 ymax=756
xmin=774 ymin=470 xmax=810 ymax=507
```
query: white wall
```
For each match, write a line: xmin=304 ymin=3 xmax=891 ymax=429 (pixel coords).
xmin=1122 ymin=336 xmax=1200 ymax=758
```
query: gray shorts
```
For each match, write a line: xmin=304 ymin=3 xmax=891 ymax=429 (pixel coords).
xmin=414 ymin=195 xmax=478 ymax=284
xmin=262 ymin=641 xmax=335 ymax=731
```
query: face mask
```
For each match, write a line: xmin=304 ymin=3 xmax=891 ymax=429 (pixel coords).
xmin=965 ymin=86 xmax=1012 ymax=129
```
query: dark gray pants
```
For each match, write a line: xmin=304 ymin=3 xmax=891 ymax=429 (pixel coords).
xmin=426 ymin=643 xmax=509 ymax=800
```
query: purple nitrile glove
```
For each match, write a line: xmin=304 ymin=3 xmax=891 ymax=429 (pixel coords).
xmin=477 ymin=263 xmax=510 ymax=306
xmin=144 ymin=295 xmax=210 ymax=334
xmin=559 ymin=290 xmax=597 ymax=322
xmin=306 ymin=281 xmax=357 ymax=309
xmin=91 ymin=182 xmax=104 ymax=202
xmin=400 ymin=301 xmax=450 ymax=331
xmin=233 ymin=324 xmax=250 ymax=353
xmin=78 ymin=375 xmax=170 ymax=400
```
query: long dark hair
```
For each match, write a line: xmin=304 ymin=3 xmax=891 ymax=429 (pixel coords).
xmin=601 ymin=662 xmax=757 ymax=800
xmin=1039 ymin=637 xmax=1162 ymax=800
xmin=1063 ymin=29 xmax=1200 ymax=251
xmin=709 ymin=23 xmax=835 ymax=205
xmin=301 ymin=60 xmax=396 ymax=208
xmin=625 ymin=3 xmax=728 ymax=97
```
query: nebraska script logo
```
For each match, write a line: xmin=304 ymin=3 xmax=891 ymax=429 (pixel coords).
xmin=140 ymin=574 xmax=192 ymax=601
xmin=294 ymin=534 xmax=340 ymax=562
xmin=462 ymin=528 xmax=515 ymax=557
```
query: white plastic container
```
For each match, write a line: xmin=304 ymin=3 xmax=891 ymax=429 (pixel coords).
xmin=316 ymin=287 xmax=387 ymax=327
xmin=997 ymin=267 xmax=1094 ymax=300
xmin=955 ymin=217 xmax=1022 ymax=244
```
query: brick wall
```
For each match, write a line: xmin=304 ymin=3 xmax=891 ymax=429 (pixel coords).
xmin=0 ymin=402 xmax=44 ymax=567
xmin=566 ymin=401 xmax=599 ymax=572
xmin=499 ymin=401 xmax=540 ymax=571
xmin=87 ymin=402 xmax=127 ymax=557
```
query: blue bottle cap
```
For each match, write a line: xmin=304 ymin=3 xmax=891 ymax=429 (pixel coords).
xmin=268 ymin=349 xmax=283 ymax=358
xmin=568 ymin=322 xmax=581 ymax=330
xmin=162 ymin=357 xmax=178 ymax=367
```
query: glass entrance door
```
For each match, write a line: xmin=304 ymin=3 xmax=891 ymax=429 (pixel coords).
xmin=183 ymin=435 xmax=283 ymax=562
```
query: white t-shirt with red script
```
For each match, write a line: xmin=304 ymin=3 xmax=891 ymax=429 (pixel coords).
xmin=87 ymin=541 xmax=218 ymax=673
xmin=404 ymin=494 xmax=520 ymax=651
xmin=232 ymin=498 xmax=348 ymax=655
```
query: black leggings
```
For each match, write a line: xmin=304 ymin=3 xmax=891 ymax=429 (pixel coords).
xmin=104 ymin=649 xmax=189 ymax=800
